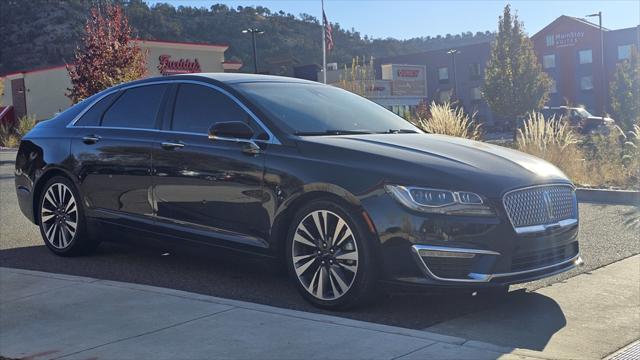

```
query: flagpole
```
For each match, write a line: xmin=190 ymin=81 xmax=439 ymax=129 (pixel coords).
xmin=321 ymin=0 xmax=327 ymax=84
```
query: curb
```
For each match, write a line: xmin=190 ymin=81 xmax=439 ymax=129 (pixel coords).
xmin=576 ymin=188 xmax=640 ymax=206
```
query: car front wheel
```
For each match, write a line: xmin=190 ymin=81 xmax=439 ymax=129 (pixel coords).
xmin=286 ymin=200 xmax=377 ymax=309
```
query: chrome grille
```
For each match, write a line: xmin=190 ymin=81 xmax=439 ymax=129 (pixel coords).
xmin=503 ymin=185 xmax=576 ymax=228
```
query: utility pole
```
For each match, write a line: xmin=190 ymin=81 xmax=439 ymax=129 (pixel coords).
xmin=242 ymin=28 xmax=264 ymax=74
xmin=587 ymin=12 xmax=605 ymax=121
xmin=447 ymin=49 xmax=461 ymax=100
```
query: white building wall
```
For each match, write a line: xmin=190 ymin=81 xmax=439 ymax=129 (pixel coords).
xmin=1 ymin=40 xmax=229 ymax=121
xmin=25 ymin=68 xmax=73 ymax=120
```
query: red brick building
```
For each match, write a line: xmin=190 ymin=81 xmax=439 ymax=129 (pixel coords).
xmin=531 ymin=16 xmax=639 ymax=116
xmin=369 ymin=15 xmax=638 ymax=124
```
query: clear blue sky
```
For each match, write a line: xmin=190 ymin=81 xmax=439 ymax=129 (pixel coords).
xmin=148 ymin=0 xmax=639 ymax=39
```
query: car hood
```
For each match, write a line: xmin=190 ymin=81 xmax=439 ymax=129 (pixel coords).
xmin=298 ymin=133 xmax=571 ymax=197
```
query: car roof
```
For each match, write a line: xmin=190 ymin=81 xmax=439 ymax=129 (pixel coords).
xmin=154 ymin=73 xmax=320 ymax=85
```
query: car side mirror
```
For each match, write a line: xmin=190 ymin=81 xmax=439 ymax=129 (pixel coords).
xmin=208 ymin=121 xmax=254 ymax=140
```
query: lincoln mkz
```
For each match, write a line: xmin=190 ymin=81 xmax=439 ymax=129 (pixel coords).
xmin=15 ymin=74 xmax=582 ymax=309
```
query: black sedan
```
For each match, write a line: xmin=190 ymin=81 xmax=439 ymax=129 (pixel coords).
xmin=15 ymin=74 xmax=582 ymax=309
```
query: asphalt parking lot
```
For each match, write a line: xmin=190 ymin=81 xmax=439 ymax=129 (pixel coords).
xmin=1 ymin=150 xmax=638 ymax=330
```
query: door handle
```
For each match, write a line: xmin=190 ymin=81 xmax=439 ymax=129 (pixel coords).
xmin=161 ymin=141 xmax=185 ymax=150
xmin=82 ymin=135 xmax=101 ymax=144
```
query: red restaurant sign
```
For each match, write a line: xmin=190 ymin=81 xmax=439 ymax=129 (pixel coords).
xmin=396 ymin=69 xmax=420 ymax=78
xmin=158 ymin=54 xmax=201 ymax=75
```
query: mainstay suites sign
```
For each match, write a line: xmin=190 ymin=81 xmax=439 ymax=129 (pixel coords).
xmin=551 ymin=31 xmax=586 ymax=48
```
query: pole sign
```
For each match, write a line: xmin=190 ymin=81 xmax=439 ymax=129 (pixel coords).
xmin=158 ymin=55 xmax=201 ymax=75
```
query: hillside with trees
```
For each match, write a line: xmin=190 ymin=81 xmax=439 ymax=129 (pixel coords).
xmin=0 ymin=0 xmax=494 ymax=75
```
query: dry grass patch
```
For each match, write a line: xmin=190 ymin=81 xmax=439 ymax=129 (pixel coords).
xmin=416 ymin=101 xmax=482 ymax=140
xmin=516 ymin=112 xmax=588 ymax=184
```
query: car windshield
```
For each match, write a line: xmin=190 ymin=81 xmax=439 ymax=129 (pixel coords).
xmin=233 ymin=82 xmax=421 ymax=135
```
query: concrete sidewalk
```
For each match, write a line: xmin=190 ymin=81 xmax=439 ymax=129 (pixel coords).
xmin=427 ymin=255 xmax=640 ymax=359
xmin=0 ymin=267 xmax=537 ymax=360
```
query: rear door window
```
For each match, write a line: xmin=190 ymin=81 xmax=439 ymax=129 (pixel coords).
xmin=102 ymin=84 xmax=168 ymax=129
xmin=75 ymin=92 xmax=119 ymax=127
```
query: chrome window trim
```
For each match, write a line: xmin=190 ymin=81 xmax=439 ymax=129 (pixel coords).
xmin=411 ymin=244 xmax=582 ymax=283
xmin=66 ymin=79 xmax=281 ymax=145
xmin=502 ymin=183 xmax=578 ymax=235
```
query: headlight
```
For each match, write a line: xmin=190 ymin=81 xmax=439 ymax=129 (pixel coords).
xmin=385 ymin=185 xmax=494 ymax=216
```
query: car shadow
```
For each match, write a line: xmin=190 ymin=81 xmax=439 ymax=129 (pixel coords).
xmin=0 ymin=241 xmax=563 ymax=334
xmin=426 ymin=290 xmax=566 ymax=352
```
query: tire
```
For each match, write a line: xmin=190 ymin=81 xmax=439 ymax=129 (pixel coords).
xmin=286 ymin=199 xmax=377 ymax=309
xmin=37 ymin=176 xmax=98 ymax=256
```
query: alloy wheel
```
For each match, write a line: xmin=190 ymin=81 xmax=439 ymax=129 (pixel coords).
xmin=41 ymin=183 xmax=78 ymax=249
xmin=291 ymin=210 xmax=359 ymax=301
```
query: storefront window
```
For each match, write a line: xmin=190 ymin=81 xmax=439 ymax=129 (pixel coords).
xmin=618 ymin=45 xmax=632 ymax=60
xmin=543 ymin=54 xmax=555 ymax=69
xmin=470 ymin=87 xmax=482 ymax=100
xmin=546 ymin=35 xmax=554 ymax=47
xmin=438 ymin=67 xmax=449 ymax=83
xmin=580 ymin=76 xmax=593 ymax=91
xmin=469 ymin=63 xmax=481 ymax=80
xmin=579 ymin=49 xmax=592 ymax=64
xmin=391 ymin=105 xmax=412 ymax=118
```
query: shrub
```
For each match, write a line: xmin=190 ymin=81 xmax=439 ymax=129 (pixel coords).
xmin=0 ymin=115 xmax=36 ymax=148
xmin=516 ymin=112 xmax=587 ymax=184
xmin=0 ymin=122 xmax=19 ymax=148
xmin=581 ymin=125 xmax=639 ymax=189
xmin=416 ymin=101 xmax=482 ymax=140
xmin=16 ymin=114 xmax=36 ymax=138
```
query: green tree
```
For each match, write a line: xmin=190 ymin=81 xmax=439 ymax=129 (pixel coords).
xmin=66 ymin=4 xmax=146 ymax=103
xmin=610 ymin=48 xmax=640 ymax=131
xmin=483 ymin=5 xmax=551 ymax=126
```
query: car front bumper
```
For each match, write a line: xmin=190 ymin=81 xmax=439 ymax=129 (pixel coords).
xmin=411 ymin=244 xmax=582 ymax=285
xmin=362 ymin=192 xmax=581 ymax=288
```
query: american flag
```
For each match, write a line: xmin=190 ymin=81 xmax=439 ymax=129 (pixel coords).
xmin=323 ymin=10 xmax=334 ymax=51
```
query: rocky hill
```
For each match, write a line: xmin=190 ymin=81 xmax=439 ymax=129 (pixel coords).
xmin=0 ymin=0 xmax=494 ymax=75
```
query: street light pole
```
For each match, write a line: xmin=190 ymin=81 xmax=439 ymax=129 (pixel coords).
xmin=447 ymin=49 xmax=461 ymax=101
xmin=587 ymin=12 xmax=605 ymax=121
xmin=242 ymin=28 xmax=264 ymax=74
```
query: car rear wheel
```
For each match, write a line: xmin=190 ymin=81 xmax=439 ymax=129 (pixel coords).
xmin=38 ymin=176 xmax=98 ymax=256
xmin=286 ymin=200 xmax=377 ymax=309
